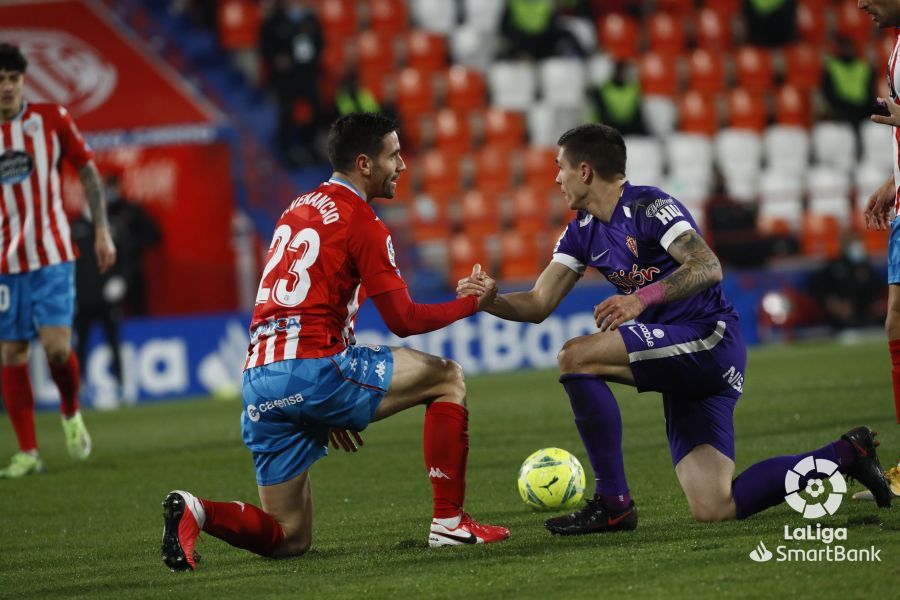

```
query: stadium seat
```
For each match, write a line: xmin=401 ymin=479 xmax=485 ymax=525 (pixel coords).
xmin=648 ymin=12 xmax=686 ymax=55
xmin=678 ymin=90 xmax=719 ymax=135
xmin=715 ymin=128 xmax=762 ymax=181
xmin=598 ymin=13 xmax=639 ymax=61
xmin=462 ymin=0 xmax=505 ymax=33
xmin=638 ymin=52 xmax=678 ymax=96
xmin=319 ymin=0 xmax=358 ymax=42
xmin=369 ymin=0 xmax=408 ymax=35
xmin=449 ymin=25 xmax=496 ymax=72
xmin=488 ymin=61 xmax=537 ymax=111
xmin=394 ymin=68 xmax=436 ymax=120
xmin=783 ymin=44 xmax=822 ymax=92
xmin=735 ymin=46 xmax=774 ymax=95
xmin=727 ymin=88 xmax=767 ymax=132
xmin=356 ymin=30 xmax=397 ymax=83
xmin=586 ymin=52 xmax=615 ymax=86
xmin=499 ymin=231 xmax=542 ymax=282
xmin=797 ymin=0 xmax=827 ymax=47
xmin=510 ymin=186 xmax=554 ymax=236
xmin=443 ymin=66 xmax=486 ymax=112
xmin=688 ymin=48 xmax=726 ymax=95
xmin=527 ymin=104 xmax=582 ymax=148
xmin=404 ymin=29 xmax=448 ymax=72
xmin=811 ymin=122 xmax=857 ymax=173
xmin=806 ymin=166 xmax=852 ymax=221
xmin=860 ymin=118 xmax=893 ymax=171
xmin=695 ymin=7 xmax=731 ymax=51
xmin=411 ymin=0 xmax=457 ymax=35
xmin=666 ymin=133 xmax=714 ymax=188
xmin=409 ymin=191 xmax=452 ymax=243
xmin=433 ymin=108 xmax=474 ymax=157
xmin=656 ymin=0 xmax=694 ymax=15
xmin=800 ymin=213 xmax=842 ymax=259
xmin=642 ymin=96 xmax=678 ymax=136
xmin=473 ymin=144 xmax=515 ymax=197
xmin=449 ymin=233 xmax=490 ymax=285
xmin=217 ymin=0 xmax=260 ymax=50
xmin=660 ymin=174 xmax=709 ymax=229
xmin=421 ymin=149 xmax=464 ymax=198
xmin=758 ymin=168 xmax=805 ymax=231
xmin=703 ymin=0 xmax=740 ymax=17
xmin=623 ymin=136 xmax=664 ymax=183
xmin=764 ymin=125 xmax=810 ymax=174
xmin=773 ymin=85 xmax=812 ymax=128
xmin=836 ymin=0 xmax=874 ymax=51
xmin=460 ymin=189 xmax=501 ymax=238
xmin=539 ymin=58 xmax=586 ymax=109
xmin=481 ymin=108 xmax=526 ymax=149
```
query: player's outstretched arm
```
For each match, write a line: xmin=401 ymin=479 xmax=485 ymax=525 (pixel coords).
xmin=79 ymin=160 xmax=117 ymax=273
xmin=660 ymin=229 xmax=723 ymax=303
xmin=864 ymin=174 xmax=895 ymax=231
xmin=370 ymin=286 xmax=481 ymax=338
xmin=461 ymin=262 xmax=578 ymax=323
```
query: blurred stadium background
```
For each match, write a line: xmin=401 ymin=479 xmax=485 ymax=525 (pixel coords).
xmin=0 ymin=0 xmax=893 ymax=408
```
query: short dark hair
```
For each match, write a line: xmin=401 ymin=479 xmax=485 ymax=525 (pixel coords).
xmin=557 ymin=123 xmax=626 ymax=180
xmin=0 ymin=43 xmax=27 ymax=73
xmin=327 ymin=112 xmax=399 ymax=172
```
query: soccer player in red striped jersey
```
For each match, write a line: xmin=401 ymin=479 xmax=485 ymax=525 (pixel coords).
xmin=0 ymin=44 xmax=116 ymax=478
xmin=161 ymin=113 xmax=509 ymax=572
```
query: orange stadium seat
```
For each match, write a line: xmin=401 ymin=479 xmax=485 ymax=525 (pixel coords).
xmin=836 ymin=0 xmax=874 ymax=51
xmin=319 ymin=0 xmax=358 ymax=42
xmin=409 ymin=190 xmax=452 ymax=243
xmin=801 ymin=214 xmax=841 ymax=259
xmin=394 ymin=67 xmax=435 ymax=120
xmin=688 ymin=48 xmax=726 ymax=95
xmin=797 ymin=0 xmax=827 ymax=47
xmin=404 ymin=30 xmax=448 ymax=72
xmin=510 ymin=186 xmax=553 ymax=236
xmin=421 ymin=149 xmax=463 ymax=199
xmin=217 ymin=0 xmax=260 ymax=50
xmin=473 ymin=145 xmax=515 ymax=198
xmin=444 ymin=66 xmax=487 ymax=112
xmin=460 ymin=189 xmax=501 ymax=239
xmin=735 ymin=46 xmax=774 ymax=95
xmin=727 ymin=88 xmax=767 ymax=132
xmin=639 ymin=52 xmax=678 ymax=96
xmin=449 ymin=233 xmax=491 ymax=286
xmin=499 ymin=231 xmax=541 ymax=282
xmin=523 ymin=147 xmax=559 ymax=192
xmin=319 ymin=40 xmax=349 ymax=103
xmin=598 ymin=13 xmax=639 ymax=61
xmin=695 ymin=7 xmax=731 ymax=52
xmin=648 ymin=13 xmax=686 ymax=55
xmin=433 ymin=108 xmax=474 ymax=157
xmin=656 ymin=0 xmax=694 ymax=15
xmin=368 ymin=0 xmax=409 ymax=35
xmin=774 ymin=84 xmax=812 ymax=128
xmin=703 ymin=0 xmax=740 ymax=18
xmin=482 ymin=108 xmax=526 ymax=150
xmin=783 ymin=44 xmax=822 ymax=91
xmin=679 ymin=90 xmax=718 ymax=135
xmin=356 ymin=30 xmax=397 ymax=83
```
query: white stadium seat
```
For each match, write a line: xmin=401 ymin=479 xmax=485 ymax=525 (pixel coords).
xmin=624 ymin=135 xmax=664 ymax=183
xmin=411 ymin=0 xmax=458 ymax=34
xmin=527 ymin=103 xmax=582 ymax=148
xmin=758 ymin=168 xmax=805 ymax=229
xmin=488 ymin=61 xmax=537 ymax=110
xmin=860 ymin=118 xmax=893 ymax=171
xmin=586 ymin=52 xmax=614 ymax=86
xmin=462 ymin=0 xmax=505 ymax=33
xmin=538 ymin=58 xmax=586 ymax=108
xmin=807 ymin=166 xmax=851 ymax=220
xmin=715 ymin=128 xmax=762 ymax=179
xmin=449 ymin=25 xmax=496 ymax=72
xmin=665 ymin=133 xmax=713 ymax=187
xmin=764 ymin=125 xmax=810 ymax=174
xmin=641 ymin=96 xmax=677 ymax=137
xmin=854 ymin=161 xmax=890 ymax=207
xmin=812 ymin=121 xmax=857 ymax=173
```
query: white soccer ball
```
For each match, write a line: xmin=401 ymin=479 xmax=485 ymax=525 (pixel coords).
xmin=517 ymin=447 xmax=586 ymax=511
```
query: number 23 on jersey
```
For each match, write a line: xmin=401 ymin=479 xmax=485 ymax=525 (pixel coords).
xmin=255 ymin=225 xmax=321 ymax=307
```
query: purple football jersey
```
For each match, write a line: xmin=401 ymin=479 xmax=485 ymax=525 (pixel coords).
xmin=552 ymin=181 xmax=738 ymax=324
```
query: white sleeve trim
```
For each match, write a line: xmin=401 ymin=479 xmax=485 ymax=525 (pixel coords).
xmin=552 ymin=253 xmax=586 ymax=276
xmin=659 ymin=220 xmax=694 ymax=251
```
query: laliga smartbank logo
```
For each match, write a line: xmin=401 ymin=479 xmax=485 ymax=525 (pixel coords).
xmin=748 ymin=457 xmax=881 ymax=563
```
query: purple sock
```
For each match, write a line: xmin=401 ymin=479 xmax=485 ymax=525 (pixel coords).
xmin=732 ymin=439 xmax=855 ymax=519
xmin=560 ymin=374 xmax=631 ymax=510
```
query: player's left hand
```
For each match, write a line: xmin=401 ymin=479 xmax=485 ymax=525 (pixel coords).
xmin=94 ymin=225 xmax=117 ymax=274
xmin=594 ymin=294 xmax=644 ymax=332
xmin=871 ymin=97 xmax=900 ymax=127
xmin=330 ymin=428 xmax=364 ymax=452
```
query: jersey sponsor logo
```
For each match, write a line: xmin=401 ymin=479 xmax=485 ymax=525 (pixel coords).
xmin=0 ymin=150 xmax=34 ymax=185
xmin=289 ymin=191 xmax=341 ymax=224
xmin=246 ymin=393 xmax=305 ymax=423
xmin=607 ymin=264 xmax=661 ymax=294
xmin=250 ymin=315 xmax=301 ymax=342
xmin=386 ymin=235 xmax=396 ymax=267
xmin=246 ymin=404 xmax=261 ymax=422
xmin=644 ymin=197 xmax=675 ymax=218
xmin=654 ymin=203 xmax=684 ymax=225
xmin=626 ymin=235 xmax=638 ymax=258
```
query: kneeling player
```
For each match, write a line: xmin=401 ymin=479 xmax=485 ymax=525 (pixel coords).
xmin=458 ymin=124 xmax=892 ymax=534
xmin=160 ymin=113 xmax=508 ymax=571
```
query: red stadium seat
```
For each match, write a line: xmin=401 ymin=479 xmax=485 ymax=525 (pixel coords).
xmin=421 ymin=149 xmax=463 ymax=198
xmin=695 ymin=7 xmax=731 ymax=52
xmin=394 ymin=68 xmax=435 ymax=119
xmin=679 ymin=90 xmax=718 ymax=135
xmin=656 ymin=0 xmax=693 ymax=15
xmin=774 ymin=85 xmax=812 ymax=128
xmin=482 ymin=108 xmax=526 ymax=150
xmin=598 ymin=13 xmax=639 ymax=61
xmin=319 ymin=40 xmax=349 ymax=104
xmin=460 ymin=189 xmax=501 ymax=239
xmin=801 ymin=214 xmax=841 ymax=259
xmin=727 ymin=88 xmax=767 ymax=132
xmin=444 ymin=66 xmax=487 ymax=112
xmin=499 ymin=231 xmax=541 ymax=282
xmin=448 ymin=233 xmax=490 ymax=286
xmin=797 ymin=0 xmax=827 ymax=47
xmin=356 ymin=30 xmax=397 ymax=82
xmin=473 ymin=145 xmax=515 ymax=198
xmin=404 ymin=30 xmax=448 ymax=72
xmin=433 ymin=108 xmax=474 ymax=157
xmin=688 ymin=48 xmax=726 ymax=95
xmin=319 ymin=0 xmax=358 ymax=42
xmin=639 ymin=52 xmax=678 ymax=97
xmin=368 ymin=0 xmax=408 ymax=35
xmin=836 ymin=0 xmax=874 ymax=51
xmin=409 ymin=191 xmax=452 ymax=243
xmin=783 ymin=44 xmax=822 ymax=91
xmin=217 ymin=0 xmax=260 ymax=50
xmin=648 ymin=13 xmax=686 ymax=55
xmin=510 ymin=186 xmax=553 ymax=236
xmin=703 ymin=0 xmax=740 ymax=18
xmin=523 ymin=147 xmax=559 ymax=192
xmin=735 ymin=46 xmax=774 ymax=95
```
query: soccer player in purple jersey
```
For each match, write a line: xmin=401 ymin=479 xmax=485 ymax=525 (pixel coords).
xmin=459 ymin=124 xmax=892 ymax=534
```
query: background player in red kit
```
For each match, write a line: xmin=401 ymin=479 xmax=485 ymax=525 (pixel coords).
xmin=161 ymin=113 xmax=509 ymax=571
xmin=0 ymin=43 xmax=116 ymax=478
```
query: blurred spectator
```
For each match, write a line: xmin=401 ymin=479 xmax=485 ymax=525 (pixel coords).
xmin=810 ymin=231 xmax=882 ymax=331
xmin=743 ymin=0 xmax=797 ymax=47
xmin=498 ymin=0 xmax=584 ymax=60
xmin=821 ymin=37 xmax=875 ymax=126
xmin=259 ymin=0 xmax=324 ymax=166
xmin=334 ymin=70 xmax=387 ymax=118
xmin=704 ymin=169 xmax=769 ymax=267
xmin=588 ymin=61 xmax=647 ymax=135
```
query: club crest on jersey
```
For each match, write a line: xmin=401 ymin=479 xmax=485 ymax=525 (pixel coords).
xmin=386 ymin=235 xmax=396 ymax=267
xmin=626 ymin=235 xmax=638 ymax=258
xmin=607 ymin=264 xmax=661 ymax=294
xmin=23 ymin=116 xmax=42 ymax=137
xmin=0 ymin=150 xmax=34 ymax=185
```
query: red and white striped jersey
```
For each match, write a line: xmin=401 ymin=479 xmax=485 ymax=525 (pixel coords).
xmin=890 ymin=29 xmax=900 ymax=213
xmin=0 ymin=102 xmax=88 ymax=274
xmin=244 ymin=178 xmax=406 ymax=369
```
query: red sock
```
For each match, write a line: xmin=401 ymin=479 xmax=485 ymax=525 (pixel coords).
xmin=200 ymin=499 xmax=285 ymax=557
xmin=49 ymin=351 xmax=80 ymax=418
xmin=890 ymin=339 xmax=900 ymax=424
xmin=2 ymin=364 xmax=37 ymax=452
xmin=423 ymin=401 xmax=468 ymax=519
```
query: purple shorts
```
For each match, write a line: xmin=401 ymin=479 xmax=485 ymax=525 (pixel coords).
xmin=619 ymin=318 xmax=746 ymax=466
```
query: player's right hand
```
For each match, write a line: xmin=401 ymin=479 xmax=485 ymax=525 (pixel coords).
xmin=329 ymin=428 xmax=364 ymax=453
xmin=475 ymin=269 xmax=498 ymax=311
xmin=864 ymin=176 xmax=895 ymax=231
xmin=456 ymin=263 xmax=487 ymax=298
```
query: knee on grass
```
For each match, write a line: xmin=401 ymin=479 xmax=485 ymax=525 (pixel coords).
xmin=687 ymin=498 xmax=735 ymax=523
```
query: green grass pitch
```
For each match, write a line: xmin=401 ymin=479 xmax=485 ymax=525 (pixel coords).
xmin=1 ymin=339 xmax=898 ymax=599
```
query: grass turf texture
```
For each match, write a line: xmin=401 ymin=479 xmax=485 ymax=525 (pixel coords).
xmin=0 ymin=339 xmax=898 ymax=599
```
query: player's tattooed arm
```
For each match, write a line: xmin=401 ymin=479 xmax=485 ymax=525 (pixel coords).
xmin=79 ymin=161 xmax=117 ymax=273
xmin=661 ymin=229 xmax=723 ymax=302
